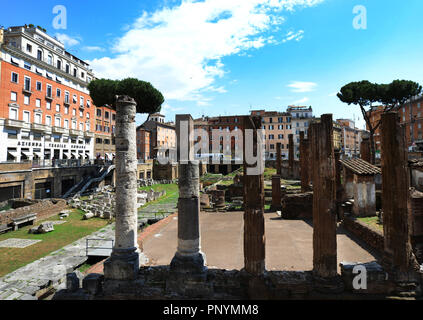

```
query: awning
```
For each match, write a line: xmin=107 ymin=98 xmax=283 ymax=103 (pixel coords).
xmin=33 ymin=152 xmax=42 ymax=158
xmin=21 ymin=151 xmax=32 ymax=158
xmin=7 ymin=151 xmax=18 ymax=158
xmin=36 ymin=68 xmax=43 ymax=74
xmin=78 ymin=152 xmax=84 ymax=159
xmin=71 ymin=151 xmax=78 ymax=158
xmin=11 ymin=57 xmax=19 ymax=65
xmin=56 ymin=76 xmax=62 ymax=83
xmin=105 ymin=153 xmax=113 ymax=159
xmin=46 ymin=72 xmax=52 ymax=78
xmin=85 ymin=153 xmax=90 ymax=159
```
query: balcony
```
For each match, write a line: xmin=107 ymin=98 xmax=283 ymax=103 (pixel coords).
xmin=84 ymin=131 xmax=95 ymax=138
xmin=22 ymin=87 xmax=33 ymax=95
xmin=5 ymin=119 xmax=30 ymax=129
xmin=52 ymin=126 xmax=69 ymax=134
xmin=31 ymin=123 xmax=51 ymax=133
xmin=69 ymin=129 xmax=83 ymax=136
xmin=45 ymin=94 xmax=54 ymax=101
xmin=64 ymin=100 xmax=70 ymax=106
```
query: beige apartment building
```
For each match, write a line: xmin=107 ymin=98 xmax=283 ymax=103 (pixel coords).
xmin=251 ymin=110 xmax=293 ymax=160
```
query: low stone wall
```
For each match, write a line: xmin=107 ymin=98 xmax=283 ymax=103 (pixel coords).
xmin=0 ymin=199 xmax=67 ymax=225
xmin=281 ymin=192 xmax=313 ymax=219
xmin=341 ymin=215 xmax=384 ymax=255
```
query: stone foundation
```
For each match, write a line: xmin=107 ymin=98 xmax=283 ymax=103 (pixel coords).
xmin=281 ymin=192 xmax=313 ymax=220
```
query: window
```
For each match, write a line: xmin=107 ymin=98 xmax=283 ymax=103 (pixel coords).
xmin=112 ymin=114 xmax=116 ymax=121
xmin=34 ymin=132 xmax=42 ymax=141
xmin=23 ymin=111 xmax=30 ymax=123
xmin=7 ymin=130 xmax=18 ymax=139
xmin=10 ymin=91 xmax=17 ymax=101
xmin=73 ymin=69 xmax=77 ymax=77
xmin=57 ymin=60 xmax=61 ymax=70
xmin=81 ymin=72 xmax=85 ymax=78
xmin=56 ymin=104 xmax=60 ymax=112
xmin=46 ymin=84 xmax=52 ymax=97
xmin=24 ymin=76 xmax=31 ymax=91
xmin=86 ymin=112 xmax=90 ymax=119
xmin=86 ymin=122 xmax=90 ymax=131
xmin=64 ymin=106 xmax=69 ymax=114
xmin=35 ymin=113 xmax=41 ymax=124
xmin=46 ymin=116 xmax=52 ymax=126
xmin=46 ymin=102 xmax=51 ymax=110
xmin=24 ymin=61 xmax=31 ymax=70
xmin=87 ymin=100 xmax=90 ymax=107
xmin=37 ymin=50 xmax=43 ymax=61
xmin=53 ymin=135 xmax=61 ymax=142
xmin=278 ymin=134 xmax=283 ymax=139
xmin=72 ymin=121 xmax=77 ymax=129
xmin=9 ymin=108 xmax=18 ymax=120
xmin=80 ymin=110 xmax=83 ymax=118
xmin=80 ymin=96 xmax=84 ymax=106
xmin=65 ymin=64 xmax=70 ymax=73
xmin=79 ymin=122 xmax=84 ymax=131
xmin=26 ymin=44 xmax=32 ymax=53
xmin=24 ymin=95 xmax=30 ymax=105
xmin=64 ymin=119 xmax=69 ymax=129
xmin=96 ymin=109 xmax=102 ymax=117
xmin=56 ymin=88 xmax=61 ymax=98
xmin=48 ymin=55 xmax=53 ymax=65
xmin=11 ymin=72 xmax=18 ymax=83
xmin=34 ymin=99 xmax=41 ymax=108
xmin=72 ymin=109 xmax=76 ymax=116
xmin=36 ymin=81 xmax=42 ymax=91
xmin=65 ymin=91 xmax=70 ymax=103
xmin=22 ymin=132 xmax=30 ymax=140
xmin=73 ymin=95 xmax=77 ymax=103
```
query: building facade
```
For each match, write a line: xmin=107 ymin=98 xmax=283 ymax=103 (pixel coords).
xmin=0 ymin=26 xmax=96 ymax=163
xmin=336 ymin=119 xmax=362 ymax=158
xmin=94 ymin=104 xmax=116 ymax=160
xmin=140 ymin=113 xmax=176 ymax=161
xmin=251 ymin=110 xmax=293 ymax=160
xmin=136 ymin=127 xmax=151 ymax=161
xmin=286 ymin=106 xmax=313 ymax=159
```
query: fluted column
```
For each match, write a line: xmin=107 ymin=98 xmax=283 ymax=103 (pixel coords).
xmin=104 ymin=96 xmax=139 ymax=280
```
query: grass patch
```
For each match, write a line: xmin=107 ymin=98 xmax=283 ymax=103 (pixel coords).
xmin=0 ymin=209 xmax=109 ymax=278
xmin=0 ymin=204 xmax=11 ymax=212
xmin=138 ymin=184 xmax=179 ymax=209
xmin=358 ymin=216 xmax=383 ymax=233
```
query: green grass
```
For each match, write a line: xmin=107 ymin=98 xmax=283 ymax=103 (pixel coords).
xmin=0 ymin=209 xmax=109 ymax=278
xmin=138 ymin=184 xmax=179 ymax=208
xmin=358 ymin=216 xmax=383 ymax=233
xmin=0 ymin=204 xmax=11 ymax=212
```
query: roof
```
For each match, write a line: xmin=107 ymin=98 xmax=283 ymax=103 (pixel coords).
xmin=340 ymin=158 xmax=381 ymax=175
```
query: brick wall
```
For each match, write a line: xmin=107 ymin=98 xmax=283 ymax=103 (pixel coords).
xmin=0 ymin=198 xmax=67 ymax=225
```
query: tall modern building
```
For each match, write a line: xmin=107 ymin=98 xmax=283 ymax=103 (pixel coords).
xmin=0 ymin=25 xmax=96 ymax=163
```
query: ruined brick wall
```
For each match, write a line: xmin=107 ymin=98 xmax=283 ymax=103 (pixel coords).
xmin=0 ymin=199 xmax=67 ymax=225
xmin=342 ymin=216 xmax=384 ymax=255
xmin=281 ymin=192 xmax=313 ymax=219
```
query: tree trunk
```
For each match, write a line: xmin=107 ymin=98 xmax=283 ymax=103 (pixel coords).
xmin=369 ymin=130 xmax=376 ymax=165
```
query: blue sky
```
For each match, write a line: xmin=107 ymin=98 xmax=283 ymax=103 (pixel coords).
xmin=2 ymin=0 xmax=423 ymax=128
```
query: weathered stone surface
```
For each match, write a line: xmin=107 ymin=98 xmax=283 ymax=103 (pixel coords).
xmin=271 ymin=175 xmax=282 ymax=211
xmin=281 ymin=192 xmax=313 ymax=219
xmin=66 ymin=271 xmax=83 ymax=292
xmin=82 ymin=273 xmax=104 ymax=295
xmin=311 ymin=114 xmax=338 ymax=279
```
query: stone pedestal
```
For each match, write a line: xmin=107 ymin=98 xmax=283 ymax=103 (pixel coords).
xmin=104 ymin=96 xmax=140 ymax=281
xmin=170 ymin=161 xmax=206 ymax=274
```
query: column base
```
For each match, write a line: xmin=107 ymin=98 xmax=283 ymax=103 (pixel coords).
xmin=170 ymin=251 xmax=207 ymax=275
xmin=104 ymin=248 xmax=140 ymax=281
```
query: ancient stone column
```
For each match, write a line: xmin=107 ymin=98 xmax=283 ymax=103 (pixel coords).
xmin=360 ymin=134 xmax=371 ymax=163
xmin=308 ymin=127 xmax=313 ymax=188
xmin=288 ymin=134 xmax=294 ymax=178
xmin=311 ymin=114 xmax=337 ymax=279
xmin=334 ymin=149 xmax=342 ymax=218
xmin=300 ymin=131 xmax=310 ymax=192
xmin=171 ymin=115 xmax=206 ymax=274
xmin=170 ymin=160 xmax=205 ymax=274
xmin=104 ymin=96 xmax=139 ymax=280
xmin=243 ymin=116 xmax=265 ymax=275
xmin=381 ymin=112 xmax=416 ymax=277
xmin=271 ymin=175 xmax=282 ymax=211
xmin=276 ymin=142 xmax=282 ymax=175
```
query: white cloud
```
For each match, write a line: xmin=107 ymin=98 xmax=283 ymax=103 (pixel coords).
xmin=55 ymin=33 xmax=81 ymax=47
xmin=83 ymin=46 xmax=105 ymax=52
xmin=89 ymin=0 xmax=324 ymax=103
xmin=282 ymin=30 xmax=304 ymax=43
xmin=287 ymin=81 xmax=317 ymax=92
xmin=291 ymin=97 xmax=309 ymax=104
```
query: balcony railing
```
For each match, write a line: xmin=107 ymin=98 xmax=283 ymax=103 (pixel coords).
xmin=31 ymin=123 xmax=51 ymax=133
xmin=84 ymin=131 xmax=95 ymax=138
xmin=69 ymin=129 xmax=83 ymax=136
xmin=5 ymin=119 xmax=30 ymax=129
xmin=52 ymin=126 xmax=69 ymax=134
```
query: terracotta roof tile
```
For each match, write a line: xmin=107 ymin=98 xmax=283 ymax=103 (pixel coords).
xmin=340 ymin=158 xmax=381 ymax=175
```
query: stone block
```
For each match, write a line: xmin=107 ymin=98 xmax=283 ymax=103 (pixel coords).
xmin=82 ymin=273 xmax=104 ymax=295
